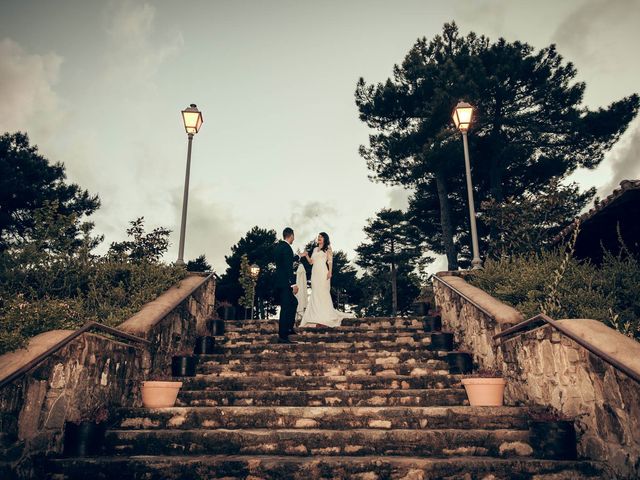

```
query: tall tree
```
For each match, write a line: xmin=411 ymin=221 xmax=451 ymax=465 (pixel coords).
xmin=0 ymin=132 xmax=100 ymax=250
xmin=217 ymin=227 xmax=278 ymax=318
xmin=356 ymin=22 xmax=639 ymax=269
xmin=356 ymin=209 xmax=427 ymax=316
xmin=238 ymin=254 xmax=256 ymax=319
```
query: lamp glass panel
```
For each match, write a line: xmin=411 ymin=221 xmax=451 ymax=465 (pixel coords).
xmin=182 ymin=111 xmax=202 ymax=133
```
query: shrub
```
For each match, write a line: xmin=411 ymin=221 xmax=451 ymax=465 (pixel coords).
xmin=468 ymin=247 xmax=640 ymax=341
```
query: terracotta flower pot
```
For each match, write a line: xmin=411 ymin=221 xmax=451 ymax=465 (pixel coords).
xmin=461 ymin=377 xmax=506 ymax=406
xmin=141 ymin=381 xmax=183 ymax=408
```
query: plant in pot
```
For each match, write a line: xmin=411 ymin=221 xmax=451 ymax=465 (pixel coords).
xmin=141 ymin=374 xmax=183 ymax=408
xmin=63 ymin=405 xmax=109 ymax=457
xmin=216 ymin=300 xmax=236 ymax=321
xmin=461 ymin=368 xmax=506 ymax=406
xmin=193 ymin=334 xmax=216 ymax=355
xmin=529 ymin=408 xmax=577 ymax=460
xmin=171 ymin=351 xmax=199 ymax=377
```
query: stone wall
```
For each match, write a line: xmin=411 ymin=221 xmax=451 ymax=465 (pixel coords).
xmin=0 ymin=273 xmax=215 ymax=478
xmin=434 ymin=273 xmax=640 ymax=479
xmin=0 ymin=333 xmax=143 ymax=478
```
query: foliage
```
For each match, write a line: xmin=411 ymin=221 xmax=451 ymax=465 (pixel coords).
xmin=187 ymin=254 xmax=212 ymax=272
xmin=356 ymin=209 xmax=428 ymax=315
xmin=0 ymin=206 xmax=185 ymax=355
xmin=238 ymin=254 xmax=256 ymax=313
xmin=356 ymin=22 xmax=639 ymax=269
xmin=108 ymin=217 xmax=171 ymax=263
xmin=0 ymin=132 xmax=100 ymax=251
xmin=468 ymin=240 xmax=640 ymax=341
xmin=217 ymin=227 xmax=278 ymax=318
xmin=480 ymin=180 xmax=593 ymax=258
xmin=356 ymin=266 xmax=420 ymax=318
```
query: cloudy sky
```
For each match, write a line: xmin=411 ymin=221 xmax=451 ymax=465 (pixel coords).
xmin=1 ymin=0 xmax=638 ymax=273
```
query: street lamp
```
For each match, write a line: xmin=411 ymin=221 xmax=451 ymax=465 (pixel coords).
xmin=176 ymin=104 xmax=203 ymax=266
xmin=249 ymin=264 xmax=260 ymax=319
xmin=452 ymin=101 xmax=482 ymax=270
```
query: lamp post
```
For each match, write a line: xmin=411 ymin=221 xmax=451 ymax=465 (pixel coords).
xmin=452 ymin=101 xmax=482 ymax=270
xmin=176 ymin=104 xmax=203 ymax=266
xmin=249 ymin=264 xmax=260 ymax=319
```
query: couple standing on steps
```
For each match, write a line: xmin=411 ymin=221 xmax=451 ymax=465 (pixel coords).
xmin=273 ymin=227 xmax=354 ymax=343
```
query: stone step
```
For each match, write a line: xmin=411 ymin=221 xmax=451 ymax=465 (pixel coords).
xmin=176 ymin=388 xmax=467 ymax=407
xmin=223 ymin=317 xmax=425 ymax=328
xmin=45 ymin=455 xmax=604 ymax=480
xmin=215 ymin=332 xmax=432 ymax=345
xmin=113 ymin=406 xmax=534 ymax=431
xmin=195 ymin=350 xmax=442 ymax=365
xmin=180 ymin=373 xmax=461 ymax=392
xmin=225 ymin=321 xmax=428 ymax=335
xmin=196 ymin=360 xmax=449 ymax=377
xmin=46 ymin=455 xmax=604 ymax=480
xmin=102 ymin=428 xmax=537 ymax=458
xmin=203 ymin=341 xmax=440 ymax=356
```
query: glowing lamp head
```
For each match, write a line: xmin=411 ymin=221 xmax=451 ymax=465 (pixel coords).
xmin=452 ymin=101 xmax=474 ymax=132
xmin=250 ymin=264 xmax=260 ymax=279
xmin=181 ymin=103 xmax=203 ymax=135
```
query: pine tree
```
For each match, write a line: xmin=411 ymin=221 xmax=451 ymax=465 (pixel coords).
xmin=356 ymin=209 xmax=427 ymax=316
xmin=356 ymin=22 xmax=639 ymax=269
xmin=238 ymin=254 xmax=255 ymax=319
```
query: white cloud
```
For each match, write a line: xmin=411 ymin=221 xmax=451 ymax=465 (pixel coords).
xmin=0 ymin=38 xmax=64 ymax=139
xmin=103 ymin=1 xmax=183 ymax=88
xmin=287 ymin=201 xmax=338 ymax=246
xmin=598 ymin=117 xmax=640 ymax=196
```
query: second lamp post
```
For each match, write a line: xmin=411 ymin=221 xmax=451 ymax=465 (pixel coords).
xmin=176 ymin=104 xmax=203 ymax=266
xmin=452 ymin=101 xmax=483 ymax=270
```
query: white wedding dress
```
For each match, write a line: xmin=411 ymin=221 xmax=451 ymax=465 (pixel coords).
xmin=299 ymin=247 xmax=354 ymax=328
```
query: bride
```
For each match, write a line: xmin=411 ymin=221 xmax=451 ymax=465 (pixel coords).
xmin=299 ymin=232 xmax=354 ymax=328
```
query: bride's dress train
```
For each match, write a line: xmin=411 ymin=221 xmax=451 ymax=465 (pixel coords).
xmin=299 ymin=247 xmax=354 ymax=328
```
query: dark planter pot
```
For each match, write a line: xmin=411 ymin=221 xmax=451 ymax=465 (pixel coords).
xmin=63 ymin=421 xmax=107 ymax=457
xmin=530 ymin=421 xmax=577 ymax=460
xmin=423 ymin=315 xmax=442 ymax=332
xmin=428 ymin=332 xmax=454 ymax=351
xmin=412 ymin=301 xmax=431 ymax=316
xmin=446 ymin=351 xmax=473 ymax=374
xmin=193 ymin=336 xmax=216 ymax=355
xmin=223 ymin=306 xmax=236 ymax=320
xmin=207 ymin=319 xmax=226 ymax=337
xmin=171 ymin=355 xmax=198 ymax=377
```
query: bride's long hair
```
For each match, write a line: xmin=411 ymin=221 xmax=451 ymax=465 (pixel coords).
xmin=318 ymin=232 xmax=330 ymax=252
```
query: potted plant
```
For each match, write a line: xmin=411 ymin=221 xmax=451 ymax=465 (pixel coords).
xmin=63 ymin=405 xmax=109 ymax=457
xmin=171 ymin=352 xmax=198 ymax=377
xmin=423 ymin=314 xmax=442 ymax=332
xmin=193 ymin=335 xmax=216 ymax=355
xmin=428 ymin=331 xmax=454 ymax=351
xmin=216 ymin=300 xmax=236 ymax=321
xmin=529 ymin=408 xmax=577 ymax=460
xmin=141 ymin=375 xmax=183 ymax=408
xmin=446 ymin=351 xmax=473 ymax=374
xmin=461 ymin=369 xmax=506 ymax=406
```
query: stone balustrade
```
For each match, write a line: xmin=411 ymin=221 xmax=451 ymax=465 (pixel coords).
xmin=0 ymin=272 xmax=215 ymax=478
xmin=433 ymin=272 xmax=640 ymax=480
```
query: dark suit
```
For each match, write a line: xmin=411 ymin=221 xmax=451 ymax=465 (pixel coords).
xmin=274 ymin=240 xmax=299 ymax=339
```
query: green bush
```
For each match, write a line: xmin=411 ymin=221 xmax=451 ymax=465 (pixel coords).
xmin=468 ymin=248 xmax=640 ymax=341
xmin=0 ymin=210 xmax=186 ymax=355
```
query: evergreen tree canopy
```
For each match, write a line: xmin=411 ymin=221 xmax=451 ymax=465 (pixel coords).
xmin=0 ymin=132 xmax=100 ymax=250
xmin=217 ymin=226 xmax=278 ymax=318
xmin=356 ymin=22 xmax=639 ymax=268
xmin=356 ymin=209 xmax=427 ymax=315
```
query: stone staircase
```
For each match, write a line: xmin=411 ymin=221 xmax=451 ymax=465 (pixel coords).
xmin=46 ymin=316 xmax=604 ymax=479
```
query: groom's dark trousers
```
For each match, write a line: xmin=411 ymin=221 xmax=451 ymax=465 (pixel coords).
xmin=274 ymin=240 xmax=299 ymax=339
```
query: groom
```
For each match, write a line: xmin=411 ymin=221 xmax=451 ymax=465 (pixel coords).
xmin=274 ymin=227 xmax=299 ymax=343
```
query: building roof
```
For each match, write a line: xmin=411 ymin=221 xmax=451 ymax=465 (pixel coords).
xmin=555 ymin=179 xmax=640 ymax=243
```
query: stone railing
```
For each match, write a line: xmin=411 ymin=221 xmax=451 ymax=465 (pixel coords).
xmin=433 ymin=272 xmax=640 ymax=480
xmin=0 ymin=272 xmax=215 ymax=478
